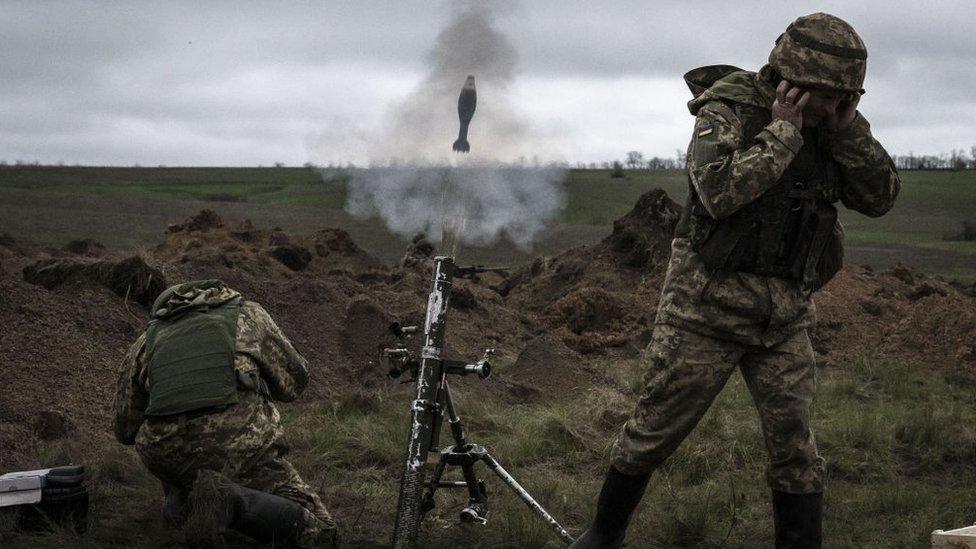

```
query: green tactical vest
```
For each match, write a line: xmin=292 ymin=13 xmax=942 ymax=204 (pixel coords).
xmin=676 ymin=92 xmax=843 ymax=291
xmin=144 ymin=284 xmax=242 ymax=418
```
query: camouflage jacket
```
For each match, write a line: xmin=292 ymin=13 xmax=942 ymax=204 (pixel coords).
xmin=655 ymin=65 xmax=900 ymax=346
xmin=113 ymin=285 xmax=309 ymax=445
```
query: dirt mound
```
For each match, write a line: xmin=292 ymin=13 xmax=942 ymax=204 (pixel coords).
xmin=605 ymin=188 xmax=682 ymax=268
xmin=495 ymin=335 xmax=595 ymax=400
xmin=63 ymin=239 xmax=107 ymax=256
xmin=22 ymin=255 xmax=167 ymax=306
xmin=268 ymin=244 xmax=313 ymax=271
xmin=167 ymin=208 xmax=224 ymax=233
xmin=311 ymin=228 xmax=385 ymax=273
xmin=501 ymin=188 xmax=679 ymax=354
xmin=813 ymin=264 xmax=976 ymax=368
xmin=340 ymin=295 xmax=396 ymax=370
xmin=546 ymin=287 xmax=646 ymax=354
xmin=0 ymin=265 xmax=146 ymax=471
xmin=154 ymin=210 xmax=385 ymax=279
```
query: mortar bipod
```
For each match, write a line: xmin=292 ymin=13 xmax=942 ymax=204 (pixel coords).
xmin=420 ymin=380 xmax=575 ymax=545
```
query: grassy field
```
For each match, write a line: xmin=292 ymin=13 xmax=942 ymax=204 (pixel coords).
xmin=1 ymin=165 xmax=973 ymax=280
xmin=293 ymin=354 xmax=976 ymax=548
xmin=2 ymin=165 xmax=975 ymax=547
xmin=13 ymin=353 xmax=971 ymax=547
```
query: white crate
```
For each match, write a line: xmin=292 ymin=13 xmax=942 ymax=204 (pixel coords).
xmin=0 ymin=468 xmax=50 ymax=507
xmin=933 ymin=524 xmax=976 ymax=548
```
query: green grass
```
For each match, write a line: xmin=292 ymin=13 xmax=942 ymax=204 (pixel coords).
xmin=5 ymin=355 xmax=975 ymax=547
xmin=554 ymin=169 xmax=686 ymax=225
xmin=280 ymin=355 xmax=976 ymax=547
xmin=845 ymin=227 xmax=976 ymax=255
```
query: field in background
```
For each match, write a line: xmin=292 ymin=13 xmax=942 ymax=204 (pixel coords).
xmin=1 ymin=166 xmax=974 ymax=280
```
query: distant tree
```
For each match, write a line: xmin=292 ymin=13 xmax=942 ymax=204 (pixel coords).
xmin=950 ymin=149 xmax=967 ymax=170
xmin=610 ymin=160 xmax=625 ymax=178
xmin=675 ymin=148 xmax=687 ymax=170
xmin=274 ymin=162 xmax=285 ymax=168
xmin=970 ymin=146 xmax=976 ymax=169
xmin=625 ymin=150 xmax=644 ymax=169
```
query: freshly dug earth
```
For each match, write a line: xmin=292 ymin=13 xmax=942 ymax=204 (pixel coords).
xmin=1 ymin=191 xmax=974 ymax=546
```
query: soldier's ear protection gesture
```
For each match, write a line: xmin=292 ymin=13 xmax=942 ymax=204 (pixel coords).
xmin=825 ymin=91 xmax=860 ymax=131
xmin=772 ymin=80 xmax=810 ymax=130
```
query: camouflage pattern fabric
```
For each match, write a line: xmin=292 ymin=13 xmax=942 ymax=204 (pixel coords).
xmin=611 ymin=57 xmax=899 ymax=494
xmin=688 ymin=103 xmax=802 ymax=220
xmin=658 ymin=65 xmax=900 ymax=347
xmin=826 ymin=112 xmax=902 ymax=218
xmin=612 ymin=324 xmax=825 ymax=494
xmin=769 ymin=13 xmax=867 ymax=93
xmin=655 ymin=237 xmax=817 ymax=348
xmin=113 ymin=291 xmax=336 ymax=547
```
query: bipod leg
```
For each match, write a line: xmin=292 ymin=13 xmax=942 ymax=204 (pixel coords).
xmin=441 ymin=381 xmax=489 ymax=524
xmin=458 ymin=460 xmax=488 ymax=524
xmin=421 ymin=454 xmax=449 ymax=516
xmin=478 ymin=450 xmax=575 ymax=546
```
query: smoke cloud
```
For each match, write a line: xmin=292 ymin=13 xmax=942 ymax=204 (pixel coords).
xmin=316 ymin=1 xmax=567 ymax=251
xmin=342 ymin=164 xmax=565 ymax=250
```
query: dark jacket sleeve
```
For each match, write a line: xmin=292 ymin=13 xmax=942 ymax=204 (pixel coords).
xmin=688 ymin=101 xmax=804 ymax=219
xmin=826 ymin=112 xmax=901 ymax=217
xmin=113 ymin=334 xmax=148 ymax=445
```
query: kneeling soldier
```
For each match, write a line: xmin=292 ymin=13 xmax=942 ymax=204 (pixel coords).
xmin=113 ymin=279 xmax=338 ymax=548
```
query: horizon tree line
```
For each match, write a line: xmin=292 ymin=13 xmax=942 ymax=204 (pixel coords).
xmin=3 ymin=145 xmax=976 ymax=171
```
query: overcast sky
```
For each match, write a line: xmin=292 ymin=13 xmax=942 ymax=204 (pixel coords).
xmin=2 ymin=1 xmax=974 ymax=166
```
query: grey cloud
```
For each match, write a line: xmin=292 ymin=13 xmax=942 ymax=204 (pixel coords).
xmin=0 ymin=0 xmax=973 ymax=166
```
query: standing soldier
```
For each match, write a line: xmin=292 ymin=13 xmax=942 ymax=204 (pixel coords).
xmin=113 ymin=279 xmax=338 ymax=548
xmin=572 ymin=13 xmax=899 ymax=549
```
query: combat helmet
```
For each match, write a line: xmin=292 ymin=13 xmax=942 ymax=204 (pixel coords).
xmin=768 ymin=13 xmax=867 ymax=93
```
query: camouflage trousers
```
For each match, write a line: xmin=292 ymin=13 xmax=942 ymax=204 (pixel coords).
xmin=136 ymin=394 xmax=337 ymax=547
xmin=612 ymin=323 xmax=825 ymax=494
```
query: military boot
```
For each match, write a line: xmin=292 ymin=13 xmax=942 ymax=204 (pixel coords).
xmin=570 ymin=466 xmax=652 ymax=549
xmin=772 ymin=490 xmax=822 ymax=549
xmin=184 ymin=469 xmax=323 ymax=549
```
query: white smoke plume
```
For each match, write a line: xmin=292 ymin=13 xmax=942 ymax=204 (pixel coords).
xmin=342 ymin=164 xmax=565 ymax=250
xmin=315 ymin=1 xmax=566 ymax=251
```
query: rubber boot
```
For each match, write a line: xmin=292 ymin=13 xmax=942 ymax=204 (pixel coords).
xmin=184 ymin=470 xmax=312 ymax=548
xmin=772 ymin=491 xmax=822 ymax=549
xmin=569 ymin=466 xmax=652 ymax=549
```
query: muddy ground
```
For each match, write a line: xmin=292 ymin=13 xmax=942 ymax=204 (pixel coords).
xmin=1 ymin=188 xmax=974 ymax=546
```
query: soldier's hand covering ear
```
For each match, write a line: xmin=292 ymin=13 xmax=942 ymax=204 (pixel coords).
xmin=825 ymin=92 xmax=860 ymax=132
xmin=772 ymin=80 xmax=810 ymax=130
